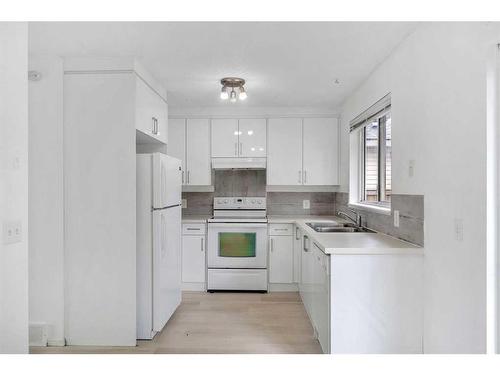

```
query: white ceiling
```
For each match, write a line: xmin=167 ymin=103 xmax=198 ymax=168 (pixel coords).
xmin=29 ymin=22 xmax=418 ymax=111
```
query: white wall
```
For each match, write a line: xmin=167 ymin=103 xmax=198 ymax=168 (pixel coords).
xmin=0 ymin=22 xmax=29 ymax=353
xmin=340 ymin=23 xmax=500 ymax=353
xmin=28 ymin=56 xmax=65 ymax=346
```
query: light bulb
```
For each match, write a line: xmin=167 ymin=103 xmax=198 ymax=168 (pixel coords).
xmin=238 ymin=86 xmax=247 ymax=100
xmin=220 ymin=86 xmax=229 ymax=100
xmin=230 ymin=89 xmax=237 ymax=103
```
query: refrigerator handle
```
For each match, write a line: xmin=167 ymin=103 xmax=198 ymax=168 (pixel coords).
xmin=200 ymin=237 xmax=204 ymax=252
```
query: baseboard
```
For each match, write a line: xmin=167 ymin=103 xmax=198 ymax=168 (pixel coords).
xmin=269 ymin=283 xmax=299 ymax=292
xmin=47 ymin=338 xmax=66 ymax=347
xmin=182 ymin=282 xmax=206 ymax=291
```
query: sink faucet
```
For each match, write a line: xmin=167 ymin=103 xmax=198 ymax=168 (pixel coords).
xmin=337 ymin=208 xmax=362 ymax=227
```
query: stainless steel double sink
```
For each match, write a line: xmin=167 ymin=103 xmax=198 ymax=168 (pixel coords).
xmin=305 ymin=222 xmax=375 ymax=233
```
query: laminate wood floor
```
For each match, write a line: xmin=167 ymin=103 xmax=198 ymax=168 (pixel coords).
xmin=30 ymin=291 xmax=323 ymax=354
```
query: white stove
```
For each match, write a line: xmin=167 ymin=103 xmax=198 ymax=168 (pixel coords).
xmin=207 ymin=197 xmax=268 ymax=292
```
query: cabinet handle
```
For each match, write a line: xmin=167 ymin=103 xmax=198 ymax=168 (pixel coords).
xmin=239 ymin=142 xmax=242 ymax=156
xmin=234 ymin=142 xmax=238 ymax=156
xmin=201 ymin=237 xmax=204 ymax=251
xmin=187 ymin=170 xmax=190 ymax=184
xmin=295 ymin=226 xmax=300 ymax=240
xmin=152 ymin=117 xmax=156 ymax=134
xmin=270 ymin=238 xmax=274 ymax=252
xmin=182 ymin=170 xmax=185 ymax=184
xmin=303 ymin=235 xmax=309 ymax=252
xmin=304 ymin=170 xmax=307 ymax=184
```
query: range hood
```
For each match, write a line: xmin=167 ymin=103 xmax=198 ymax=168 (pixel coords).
xmin=211 ymin=157 xmax=266 ymax=170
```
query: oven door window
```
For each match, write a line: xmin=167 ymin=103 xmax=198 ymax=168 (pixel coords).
xmin=218 ymin=232 xmax=256 ymax=257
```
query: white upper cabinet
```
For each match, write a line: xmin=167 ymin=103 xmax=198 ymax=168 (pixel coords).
xmin=238 ymin=119 xmax=267 ymax=157
xmin=167 ymin=119 xmax=186 ymax=183
xmin=211 ymin=119 xmax=239 ymax=157
xmin=186 ymin=119 xmax=211 ymax=185
xmin=135 ymin=76 xmax=168 ymax=144
xmin=267 ymin=118 xmax=303 ymax=185
xmin=303 ymin=118 xmax=338 ymax=185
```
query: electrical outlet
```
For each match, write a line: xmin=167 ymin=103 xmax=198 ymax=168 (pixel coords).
xmin=393 ymin=210 xmax=400 ymax=228
xmin=182 ymin=199 xmax=187 ymax=209
xmin=454 ymin=218 xmax=463 ymax=242
xmin=3 ymin=221 xmax=22 ymax=245
xmin=303 ymin=200 xmax=310 ymax=209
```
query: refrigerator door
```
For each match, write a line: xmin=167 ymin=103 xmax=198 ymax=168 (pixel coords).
xmin=152 ymin=205 xmax=182 ymax=333
xmin=153 ymin=153 xmax=182 ymax=209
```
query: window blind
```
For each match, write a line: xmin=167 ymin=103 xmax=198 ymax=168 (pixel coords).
xmin=349 ymin=93 xmax=391 ymax=132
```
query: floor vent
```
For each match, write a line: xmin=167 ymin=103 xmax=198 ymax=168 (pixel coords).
xmin=29 ymin=323 xmax=48 ymax=347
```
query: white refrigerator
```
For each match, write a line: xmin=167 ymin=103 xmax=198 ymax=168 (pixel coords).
xmin=136 ymin=153 xmax=182 ymax=340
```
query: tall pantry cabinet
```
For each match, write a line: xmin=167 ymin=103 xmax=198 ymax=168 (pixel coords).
xmin=64 ymin=58 xmax=168 ymax=346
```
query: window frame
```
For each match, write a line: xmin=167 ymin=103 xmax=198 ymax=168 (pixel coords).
xmin=357 ymin=109 xmax=391 ymax=210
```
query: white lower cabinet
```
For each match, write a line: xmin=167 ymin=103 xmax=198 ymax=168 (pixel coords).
xmin=312 ymin=242 xmax=330 ymax=354
xmin=181 ymin=223 xmax=206 ymax=290
xmin=269 ymin=235 xmax=294 ymax=283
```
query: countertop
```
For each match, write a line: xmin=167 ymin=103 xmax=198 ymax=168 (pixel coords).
xmin=182 ymin=214 xmax=422 ymax=256
xmin=269 ymin=215 xmax=422 ymax=256
xmin=181 ymin=215 xmax=212 ymax=224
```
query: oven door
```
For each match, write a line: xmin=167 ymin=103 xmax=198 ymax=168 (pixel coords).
xmin=208 ymin=222 xmax=268 ymax=269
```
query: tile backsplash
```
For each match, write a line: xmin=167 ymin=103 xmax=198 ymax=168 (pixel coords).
xmin=214 ymin=170 xmax=266 ymax=197
xmin=266 ymin=192 xmax=336 ymax=216
xmin=335 ymin=192 xmax=424 ymax=246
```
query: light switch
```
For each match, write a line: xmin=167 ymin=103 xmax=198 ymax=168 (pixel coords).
xmin=409 ymin=160 xmax=415 ymax=178
xmin=182 ymin=199 xmax=187 ymax=209
xmin=3 ymin=221 xmax=22 ymax=245
xmin=303 ymin=200 xmax=310 ymax=209
xmin=393 ymin=210 xmax=400 ymax=228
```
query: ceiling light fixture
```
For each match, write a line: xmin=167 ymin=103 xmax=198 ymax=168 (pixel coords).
xmin=220 ymin=77 xmax=247 ymax=103
xmin=220 ymin=86 xmax=229 ymax=100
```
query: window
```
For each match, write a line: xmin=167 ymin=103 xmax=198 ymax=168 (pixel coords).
xmin=350 ymin=94 xmax=391 ymax=209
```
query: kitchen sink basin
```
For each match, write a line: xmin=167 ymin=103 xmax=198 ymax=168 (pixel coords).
xmin=305 ymin=222 xmax=375 ymax=233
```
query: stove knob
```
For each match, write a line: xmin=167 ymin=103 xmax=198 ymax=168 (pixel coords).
xmin=251 ymin=199 xmax=256 ymax=204
xmin=224 ymin=199 xmax=228 ymax=204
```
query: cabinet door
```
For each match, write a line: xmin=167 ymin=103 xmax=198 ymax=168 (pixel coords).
xmin=168 ymin=119 xmax=186 ymax=184
xmin=313 ymin=244 xmax=330 ymax=353
xmin=293 ymin=225 xmax=302 ymax=283
xmin=135 ymin=77 xmax=156 ymax=138
xmin=155 ymin=95 xmax=168 ymax=144
xmin=186 ymin=119 xmax=211 ymax=185
xmin=238 ymin=119 xmax=267 ymax=157
xmin=269 ymin=235 xmax=294 ymax=284
xmin=182 ymin=235 xmax=206 ymax=283
xmin=267 ymin=118 xmax=303 ymax=185
xmin=300 ymin=234 xmax=314 ymax=317
xmin=303 ymin=118 xmax=339 ymax=185
xmin=211 ymin=119 xmax=239 ymax=157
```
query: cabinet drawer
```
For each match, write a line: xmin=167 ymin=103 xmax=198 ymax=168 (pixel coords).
xmin=268 ymin=223 xmax=293 ymax=236
xmin=182 ymin=223 xmax=206 ymax=235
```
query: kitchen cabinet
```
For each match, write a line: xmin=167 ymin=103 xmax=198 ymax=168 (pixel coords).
xmin=211 ymin=119 xmax=239 ymax=157
xmin=267 ymin=118 xmax=303 ymax=185
xmin=135 ymin=76 xmax=168 ymax=144
xmin=293 ymin=225 xmax=302 ymax=283
xmin=312 ymin=241 xmax=330 ymax=354
xmin=169 ymin=118 xmax=211 ymax=186
xmin=168 ymin=118 xmax=186 ymax=183
xmin=267 ymin=117 xmax=338 ymax=186
xmin=238 ymin=119 xmax=267 ymax=157
xmin=186 ymin=119 xmax=211 ymax=185
xmin=303 ymin=118 xmax=338 ymax=185
xmin=269 ymin=235 xmax=294 ymax=284
xmin=182 ymin=234 xmax=206 ymax=284
xmin=211 ymin=118 xmax=267 ymax=158
xmin=300 ymin=234 xmax=315 ymax=320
